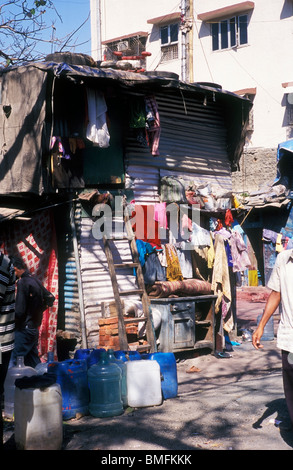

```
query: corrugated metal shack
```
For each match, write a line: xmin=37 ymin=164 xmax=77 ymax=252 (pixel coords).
xmin=0 ymin=56 xmax=252 ymax=358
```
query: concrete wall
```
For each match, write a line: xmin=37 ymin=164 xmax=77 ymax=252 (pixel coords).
xmin=232 ymin=147 xmax=278 ymax=194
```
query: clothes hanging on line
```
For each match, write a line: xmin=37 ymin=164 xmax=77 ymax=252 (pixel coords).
xmin=86 ymin=88 xmax=110 ymax=147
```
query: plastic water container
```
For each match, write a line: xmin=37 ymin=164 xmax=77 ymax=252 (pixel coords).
xmin=88 ymin=350 xmax=123 ymax=418
xmin=35 ymin=351 xmax=55 ymax=375
xmin=257 ymin=314 xmax=274 ymax=341
xmin=87 ymin=348 xmax=106 ymax=368
xmin=141 ymin=352 xmax=178 ymax=399
xmin=126 ymin=360 xmax=162 ymax=407
xmin=48 ymin=359 xmax=89 ymax=420
xmin=114 ymin=350 xmax=141 ymax=362
xmin=74 ymin=348 xmax=94 ymax=368
xmin=107 ymin=349 xmax=127 ymax=407
xmin=4 ymin=356 xmax=37 ymax=418
xmin=14 ymin=383 xmax=63 ymax=450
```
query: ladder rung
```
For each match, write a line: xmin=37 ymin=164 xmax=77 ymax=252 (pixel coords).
xmin=106 ymin=235 xmax=134 ymax=241
xmin=119 ymin=289 xmax=144 ymax=296
xmin=124 ymin=317 xmax=148 ymax=323
xmin=135 ymin=344 xmax=151 ymax=352
xmin=114 ymin=262 xmax=139 ymax=269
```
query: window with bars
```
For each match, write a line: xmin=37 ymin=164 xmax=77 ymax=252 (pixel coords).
xmin=211 ymin=14 xmax=248 ymax=51
xmin=160 ymin=22 xmax=179 ymax=62
xmin=104 ymin=36 xmax=147 ymax=60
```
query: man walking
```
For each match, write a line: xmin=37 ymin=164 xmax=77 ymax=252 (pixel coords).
xmin=12 ymin=258 xmax=44 ymax=368
xmin=0 ymin=252 xmax=16 ymax=448
xmin=252 ymin=248 xmax=293 ymax=427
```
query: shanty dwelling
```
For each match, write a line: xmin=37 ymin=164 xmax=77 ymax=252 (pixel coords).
xmin=0 ymin=54 xmax=251 ymax=361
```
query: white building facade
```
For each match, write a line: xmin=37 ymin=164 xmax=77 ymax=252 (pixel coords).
xmin=92 ymin=0 xmax=293 ymax=191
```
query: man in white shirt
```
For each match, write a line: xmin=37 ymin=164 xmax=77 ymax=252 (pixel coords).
xmin=252 ymin=248 xmax=293 ymax=427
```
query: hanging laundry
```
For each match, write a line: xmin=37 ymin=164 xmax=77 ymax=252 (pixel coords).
xmin=262 ymin=229 xmax=279 ymax=244
xmin=50 ymin=136 xmax=71 ymax=159
xmin=225 ymin=209 xmax=234 ymax=227
xmin=145 ymin=95 xmax=161 ymax=156
xmin=211 ymin=233 xmax=233 ymax=332
xmin=181 ymin=213 xmax=192 ymax=238
xmin=132 ymin=204 xmax=161 ymax=248
xmin=143 ymin=251 xmax=166 ymax=284
xmin=191 ymin=247 xmax=210 ymax=281
xmin=228 ymin=231 xmax=251 ymax=272
xmin=86 ymin=88 xmax=110 ymax=147
xmin=190 ymin=222 xmax=211 ymax=247
xmin=175 ymin=243 xmax=193 ymax=279
xmin=165 ymin=244 xmax=183 ymax=281
xmin=135 ymin=239 xmax=156 ymax=267
xmin=129 ymin=96 xmax=147 ymax=128
xmin=154 ymin=202 xmax=168 ymax=229
xmin=276 ymin=233 xmax=284 ymax=252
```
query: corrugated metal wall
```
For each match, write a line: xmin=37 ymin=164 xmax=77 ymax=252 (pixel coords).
xmin=125 ymin=89 xmax=232 ymax=204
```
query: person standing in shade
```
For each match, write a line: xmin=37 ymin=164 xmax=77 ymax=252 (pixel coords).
xmin=252 ymin=248 xmax=293 ymax=428
xmin=12 ymin=258 xmax=44 ymax=368
xmin=0 ymin=251 xmax=16 ymax=449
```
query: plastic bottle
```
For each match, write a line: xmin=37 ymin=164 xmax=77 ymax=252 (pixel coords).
xmin=88 ymin=350 xmax=123 ymax=417
xmin=35 ymin=351 xmax=55 ymax=375
xmin=74 ymin=348 xmax=94 ymax=368
xmin=141 ymin=352 xmax=178 ymax=399
xmin=107 ymin=349 xmax=127 ymax=407
xmin=4 ymin=356 xmax=37 ymax=418
xmin=87 ymin=348 xmax=106 ymax=368
xmin=114 ymin=350 xmax=141 ymax=362
xmin=48 ymin=359 xmax=89 ymax=420
xmin=126 ymin=359 xmax=162 ymax=408
xmin=14 ymin=382 xmax=63 ymax=450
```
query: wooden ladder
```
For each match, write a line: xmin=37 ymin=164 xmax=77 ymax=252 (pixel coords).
xmin=102 ymin=199 xmax=156 ymax=353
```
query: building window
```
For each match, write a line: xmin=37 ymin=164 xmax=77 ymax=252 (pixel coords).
xmin=211 ymin=14 xmax=248 ymax=51
xmin=160 ymin=23 xmax=179 ymax=62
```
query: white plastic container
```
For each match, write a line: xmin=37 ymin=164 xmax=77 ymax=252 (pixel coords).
xmin=14 ymin=383 xmax=63 ymax=450
xmin=4 ymin=356 xmax=37 ymax=418
xmin=126 ymin=360 xmax=162 ymax=407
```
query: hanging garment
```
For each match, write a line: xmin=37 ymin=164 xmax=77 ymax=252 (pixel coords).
xmin=228 ymin=231 xmax=251 ymax=273
xmin=135 ymin=239 xmax=156 ymax=267
xmin=190 ymin=222 xmax=211 ymax=247
xmin=181 ymin=213 xmax=192 ymax=238
xmin=129 ymin=96 xmax=146 ymax=128
xmin=154 ymin=202 xmax=168 ymax=229
xmin=207 ymin=233 xmax=215 ymax=269
xmin=225 ymin=209 xmax=234 ymax=227
xmin=86 ymin=88 xmax=110 ymax=147
xmin=175 ymin=244 xmax=193 ymax=279
xmin=191 ymin=247 xmax=210 ymax=281
xmin=143 ymin=251 xmax=166 ymax=284
xmin=133 ymin=204 xmax=161 ymax=248
xmin=165 ymin=244 xmax=183 ymax=281
xmin=211 ymin=234 xmax=232 ymax=330
xmin=145 ymin=95 xmax=161 ymax=156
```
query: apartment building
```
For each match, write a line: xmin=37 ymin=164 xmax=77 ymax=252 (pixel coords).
xmin=95 ymin=0 xmax=293 ymax=192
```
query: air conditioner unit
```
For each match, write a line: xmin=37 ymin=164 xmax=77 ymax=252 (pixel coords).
xmin=117 ymin=41 xmax=129 ymax=51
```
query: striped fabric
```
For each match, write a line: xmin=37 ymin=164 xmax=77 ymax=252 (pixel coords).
xmin=0 ymin=253 xmax=15 ymax=353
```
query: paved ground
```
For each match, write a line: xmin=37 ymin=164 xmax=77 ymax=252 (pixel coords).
xmin=3 ymin=287 xmax=293 ymax=453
